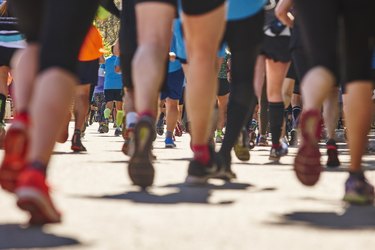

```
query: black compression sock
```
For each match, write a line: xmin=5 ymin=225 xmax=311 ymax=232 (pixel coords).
xmin=268 ymin=102 xmax=284 ymax=146
xmin=219 ymin=99 xmax=256 ymax=163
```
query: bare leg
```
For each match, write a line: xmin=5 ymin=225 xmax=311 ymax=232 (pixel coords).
xmin=132 ymin=3 xmax=175 ymax=116
xmin=183 ymin=4 xmax=226 ymax=146
xmin=28 ymin=68 xmax=76 ymax=164
xmin=11 ymin=44 xmax=39 ymax=113
xmin=345 ymin=82 xmax=373 ymax=172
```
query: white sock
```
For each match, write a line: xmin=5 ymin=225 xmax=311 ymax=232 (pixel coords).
xmin=126 ymin=112 xmax=138 ymax=128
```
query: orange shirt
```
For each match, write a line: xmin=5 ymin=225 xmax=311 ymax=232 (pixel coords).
xmin=78 ymin=25 xmax=103 ymax=61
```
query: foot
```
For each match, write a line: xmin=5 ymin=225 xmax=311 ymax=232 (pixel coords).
xmin=257 ymin=135 xmax=269 ymax=146
xmin=294 ymin=110 xmax=323 ymax=186
xmin=234 ymin=128 xmax=250 ymax=162
xmin=122 ymin=126 xmax=135 ymax=156
xmin=343 ymin=172 xmax=374 ymax=205
xmin=71 ymin=131 xmax=87 ymax=152
xmin=156 ymin=114 xmax=164 ymax=136
xmin=114 ymin=127 xmax=122 ymax=137
xmin=128 ymin=116 xmax=155 ymax=188
xmin=326 ymin=139 xmax=340 ymax=168
xmin=289 ymin=129 xmax=298 ymax=146
xmin=0 ymin=115 xmax=29 ymax=192
xmin=16 ymin=168 xmax=61 ymax=225
xmin=185 ymin=150 xmax=224 ymax=184
xmin=165 ymin=136 xmax=176 ymax=148
xmin=269 ymin=141 xmax=288 ymax=162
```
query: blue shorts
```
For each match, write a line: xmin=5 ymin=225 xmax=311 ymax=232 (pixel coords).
xmin=161 ymin=68 xmax=184 ymax=100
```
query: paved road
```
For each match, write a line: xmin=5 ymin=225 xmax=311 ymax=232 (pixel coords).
xmin=1 ymin=122 xmax=375 ymax=250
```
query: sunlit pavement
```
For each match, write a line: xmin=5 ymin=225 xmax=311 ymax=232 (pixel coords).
xmin=1 ymin=122 xmax=375 ymax=250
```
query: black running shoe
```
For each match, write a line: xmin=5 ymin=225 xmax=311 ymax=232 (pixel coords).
xmin=289 ymin=129 xmax=298 ymax=146
xmin=186 ymin=148 xmax=224 ymax=184
xmin=128 ymin=116 xmax=156 ymax=188
xmin=326 ymin=139 xmax=340 ymax=168
xmin=71 ymin=131 xmax=87 ymax=152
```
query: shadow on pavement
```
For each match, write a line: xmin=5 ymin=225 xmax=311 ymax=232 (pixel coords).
xmin=0 ymin=224 xmax=80 ymax=249
xmin=75 ymin=181 xmax=254 ymax=205
xmin=271 ymin=205 xmax=375 ymax=230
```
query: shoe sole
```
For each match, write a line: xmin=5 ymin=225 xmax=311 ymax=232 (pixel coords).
xmin=234 ymin=146 xmax=250 ymax=162
xmin=294 ymin=110 xmax=322 ymax=186
xmin=343 ymin=193 xmax=374 ymax=205
xmin=16 ymin=187 xmax=61 ymax=225
xmin=128 ymin=119 xmax=155 ymax=188
xmin=0 ymin=128 xmax=28 ymax=192
xmin=71 ymin=146 xmax=87 ymax=152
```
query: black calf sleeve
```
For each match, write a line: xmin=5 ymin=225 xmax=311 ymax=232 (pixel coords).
xmin=268 ymin=102 xmax=284 ymax=146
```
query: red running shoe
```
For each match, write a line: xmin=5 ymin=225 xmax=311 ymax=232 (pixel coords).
xmin=16 ymin=168 xmax=61 ymax=225
xmin=294 ymin=110 xmax=323 ymax=186
xmin=0 ymin=114 xmax=29 ymax=192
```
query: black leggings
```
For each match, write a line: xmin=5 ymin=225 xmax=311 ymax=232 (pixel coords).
xmin=219 ymin=10 xmax=264 ymax=160
xmin=120 ymin=0 xmax=137 ymax=89
xmin=9 ymin=0 xmax=99 ymax=74
xmin=295 ymin=0 xmax=375 ymax=83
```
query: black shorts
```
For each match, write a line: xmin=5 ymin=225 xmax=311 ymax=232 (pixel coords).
xmin=77 ymin=59 xmax=99 ymax=85
xmin=0 ymin=46 xmax=17 ymax=67
xmin=135 ymin=0 xmax=177 ymax=7
xmin=295 ymin=0 xmax=375 ymax=83
xmin=261 ymin=35 xmax=291 ymax=62
xmin=181 ymin=0 xmax=225 ymax=15
xmin=104 ymin=89 xmax=123 ymax=102
xmin=9 ymin=0 xmax=100 ymax=74
xmin=218 ymin=78 xmax=230 ymax=96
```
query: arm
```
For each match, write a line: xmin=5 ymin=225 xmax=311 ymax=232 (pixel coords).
xmin=275 ymin=0 xmax=294 ymax=28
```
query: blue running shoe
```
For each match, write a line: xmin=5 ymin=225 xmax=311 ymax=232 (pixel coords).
xmin=344 ymin=172 xmax=374 ymax=205
xmin=165 ymin=136 xmax=176 ymax=148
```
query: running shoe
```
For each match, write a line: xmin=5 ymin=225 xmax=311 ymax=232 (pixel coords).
xmin=185 ymin=151 xmax=223 ymax=184
xmin=114 ymin=127 xmax=122 ymax=137
xmin=248 ymin=129 xmax=256 ymax=150
xmin=234 ymin=128 xmax=250 ymax=162
xmin=213 ymin=154 xmax=237 ymax=181
xmin=269 ymin=141 xmax=288 ymax=162
xmin=343 ymin=172 xmax=374 ymax=205
xmin=71 ymin=131 xmax=87 ymax=152
xmin=165 ymin=136 xmax=176 ymax=148
xmin=156 ymin=113 xmax=164 ymax=136
xmin=174 ymin=121 xmax=183 ymax=137
xmin=257 ymin=135 xmax=269 ymax=146
xmin=16 ymin=167 xmax=61 ymax=224
xmin=215 ymin=134 xmax=223 ymax=143
xmin=122 ymin=125 xmax=135 ymax=156
xmin=0 ymin=115 xmax=29 ymax=192
xmin=326 ymin=139 xmax=340 ymax=168
xmin=289 ymin=129 xmax=298 ymax=146
xmin=294 ymin=110 xmax=322 ymax=186
xmin=128 ymin=116 xmax=155 ymax=188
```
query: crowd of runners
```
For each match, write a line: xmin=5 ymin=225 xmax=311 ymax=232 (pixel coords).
xmin=0 ymin=0 xmax=374 ymax=225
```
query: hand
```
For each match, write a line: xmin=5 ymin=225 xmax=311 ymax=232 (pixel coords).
xmin=169 ymin=52 xmax=176 ymax=62
xmin=275 ymin=0 xmax=294 ymax=28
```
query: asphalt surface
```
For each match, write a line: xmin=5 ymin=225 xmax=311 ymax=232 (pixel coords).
xmin=1 ymin=122 xmax=375 ymax=250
